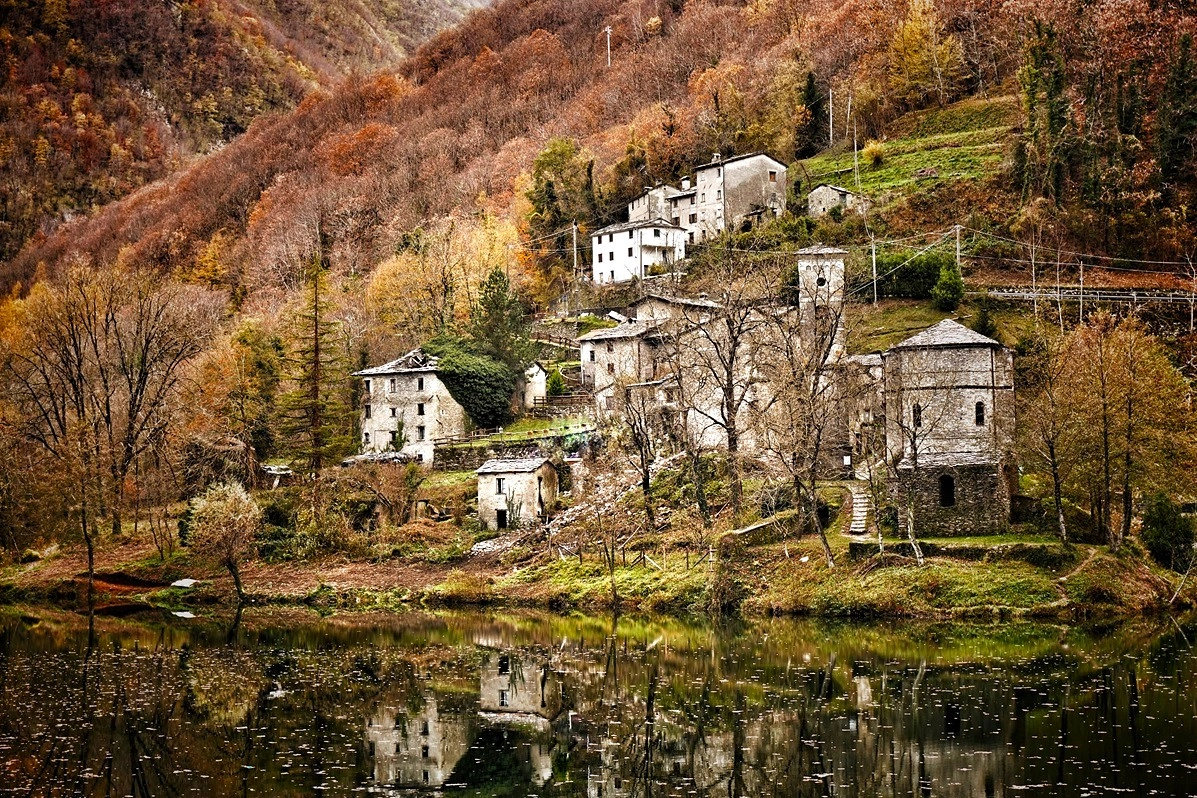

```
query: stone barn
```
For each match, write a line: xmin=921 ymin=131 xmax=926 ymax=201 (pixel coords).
xmin=476 ymin=458 xmax=558 ymax=531
xmin=882 ymin=319 xmax=1015 ymax=536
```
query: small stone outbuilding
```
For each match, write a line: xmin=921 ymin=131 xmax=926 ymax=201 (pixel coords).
xmin=476 ymin=458 xmax=558 ymax=530
xmin=807 ymin=184 xmax=870 ymax=218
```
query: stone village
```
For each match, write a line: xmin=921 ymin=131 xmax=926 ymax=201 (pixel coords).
xmin=351 ymin=153 xmax=1015 ymax=542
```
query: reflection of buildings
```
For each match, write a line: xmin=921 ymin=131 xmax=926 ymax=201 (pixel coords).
xmin=477 ymin=651 xmax=566 ymax=786
xmin=365 ymin=693 xmax=471 ymax=790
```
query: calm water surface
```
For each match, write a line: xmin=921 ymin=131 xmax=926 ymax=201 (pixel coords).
xmin=1 ymin=608 xmax=1195 ymax=797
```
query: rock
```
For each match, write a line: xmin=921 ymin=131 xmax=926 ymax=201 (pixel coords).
xmin=19 ymin=549 xmax=40 ymax=564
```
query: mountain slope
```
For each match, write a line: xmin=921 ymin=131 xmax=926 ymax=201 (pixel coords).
xmin=0 ymin=0 xmax=484 ymax=263
xmin=7 ymin=0 xmax=1195 ymax=296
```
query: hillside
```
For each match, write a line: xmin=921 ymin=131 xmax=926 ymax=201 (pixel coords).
xmin=0 ymin=0 xmax=485 ymax=263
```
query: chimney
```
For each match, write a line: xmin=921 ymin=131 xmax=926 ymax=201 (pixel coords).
xmin=712 ymin=152 xmax=721 ymax=162
xmin=681 ymin=177 xmax=691 ymax=190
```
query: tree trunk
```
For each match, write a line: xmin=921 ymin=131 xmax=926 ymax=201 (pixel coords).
xmin=228 ymin=559 xmax=246 ymax=605
xmin=1048 ymin=442 xmax=1068 ymax=543
xmin=906 ymin=502 xmax=925 ymax=565
xmin=726 ymin=423 xmax=742 ymax=517
xmin=689 ymin=449 xmax=712 ymax=528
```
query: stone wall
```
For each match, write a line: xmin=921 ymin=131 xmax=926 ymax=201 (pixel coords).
xmin=897 ymin=462 xmax=1010 ymax=537
xmin=432 ymin=430 xmax=599 ymax=472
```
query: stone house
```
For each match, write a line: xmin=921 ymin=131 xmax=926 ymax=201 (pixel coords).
xmin=807 ymin=184 xmax=869 ymax=218
xmin=476 ymin=457 xmax=558 ymax=530
xmin=665 ymin=152 xmax=787 ymax=242
xmin=355 ymin=348 xmax=466 ymax=464
xmin=627 ymin=185 xmax=682 ymax=223
xmin=591 ymin=218 xmax=687 ymax=285
xmin=577 ymin=320 xmax=666 ymax=415
xmin=882 ymin=319 xmax=1015 ymax=536
xmin=625 ymin=292 xmax=720 ymax=324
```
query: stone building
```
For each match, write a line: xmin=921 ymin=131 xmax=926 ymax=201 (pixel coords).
xmin=882 ymin=319 xmax=1015 ymax=536
xmin=627 ymin=185 xmax=682 ymax=223
xmin=355 ymin=348 xmax=466 ymax=464
xmin=476 ymin=457 xmax=559 ymax=530
xmin=807 ymin=184 xmax=870 ymax=218
xmin=591 ymin=218 xmax=687 ymax=284
xmin=577 ymin=320 xmax=666 ymax=415
xmin=665 ymin=153 xmax=787 ymax=242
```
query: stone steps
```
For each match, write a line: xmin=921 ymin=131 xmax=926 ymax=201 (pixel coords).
xmin=848 ymin=482 xmax=873 ymax=536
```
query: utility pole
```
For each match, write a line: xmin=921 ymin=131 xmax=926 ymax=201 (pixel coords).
xmin=871 ymin=239 xmax=878 ymax=305
xmin=954 ymin=224 xmax=961 ymax=272
xmin=572 ymin=221 xmax=578 ymax=279
xmin=604 ymin=26 xmax=612 ymax=67
xmin=1079 ymin=260 xmax=1084 ymax=323
xmin=828 ymin=89 xmax=834 ymax=146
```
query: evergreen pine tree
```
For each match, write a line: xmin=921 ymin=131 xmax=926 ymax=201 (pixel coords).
xmin=1157 ymin=34 xmax=1197 ymax=195
xmin=279 ymin=243 xmax=355 ymax=472
xmin=469 ymin=267 xmax=533 ymax=371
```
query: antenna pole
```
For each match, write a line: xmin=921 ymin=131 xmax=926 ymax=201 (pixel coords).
xmin=604 ymin=26 xmax=612 ymax=67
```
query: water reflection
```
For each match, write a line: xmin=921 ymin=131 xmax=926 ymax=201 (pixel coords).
xmin=1 ymin=609 xmax=1195 ymax=797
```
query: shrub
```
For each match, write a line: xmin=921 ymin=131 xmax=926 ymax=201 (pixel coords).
xmin=188 ymin=482 xmax=262 ymax=602
xmin=424 ymin=335 xmax=517 ymax=428
xmin=931 ymin=262 xmax=965 ymax=310
xmin=1140 ymin=492 xmax=1195 ymax=572
xmin=546 ymin=368 xmax=566 ymax=396
xmin=863 ymin=138 xmax=886 ymax=167
xmin=971 ymin=302 xmax=999 ymax=339
xmin=874 ymin=249 xmax=951 ymax=298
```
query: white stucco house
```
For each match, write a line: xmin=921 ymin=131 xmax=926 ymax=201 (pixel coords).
xmin=476 ymin=458 xmax=559 ymax=530
xmin=591 ymin=218 xmax=686 ymax=284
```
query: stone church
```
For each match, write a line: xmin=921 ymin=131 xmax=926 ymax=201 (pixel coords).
xmin=882 ymin=319 xmax=1016 ymax=536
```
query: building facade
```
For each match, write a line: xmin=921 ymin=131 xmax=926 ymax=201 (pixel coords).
xmin=591 ymin=219 xmax=686 ymax=284
xmin=355 ymin=349 xmax=467 ymax=464
xmin=666 ymin=152 xmax=787 ymax=242
xmin=807 ymin=183 xmax=870 ymax=218
xmin=882 ymin=319 xmax=1015 ymax=536
xmin=577 ymin=321 xmax=665 ymax=416
xmin=476 ymin=458 xmax=559 ymax=530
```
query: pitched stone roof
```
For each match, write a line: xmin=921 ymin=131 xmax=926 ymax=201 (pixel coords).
xmin=476 ymin=457 xmax=551 ymax=475
xmin=575 ymin=320 xmax=661 ymax=342
xmin=353 ymin=347 xmax=439 ymax=376
xmin=630 ymin=292 xmax=721 ymax=310
xmin=796 ymin=243 xmax=849 ymax=256
xmin=890 ymin=319 xmax=1002 ymax=351
xmin=694 ymin=151 xmax=787 ymax=171
xmin=591 ymin=217 xmax=684 ymax=237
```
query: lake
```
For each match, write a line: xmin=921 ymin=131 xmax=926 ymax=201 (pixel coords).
xmin=1 ymin=608 xmax=1195 ymax=797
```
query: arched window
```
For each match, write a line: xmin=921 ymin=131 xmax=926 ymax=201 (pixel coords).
xmin=912 ymin=403 xmax=923 ymax=428
xmin=975 ymin=401 xmax=985 ymax=426
xmin=939 ymin=474 xmax=956 ymax=507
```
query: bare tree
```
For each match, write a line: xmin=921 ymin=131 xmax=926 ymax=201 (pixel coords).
xmin=614 ymin=379 xmax=667 ymax=531
xmin=189 ymin=482 xmax=262 ymax=604
xmin=4 ymin=267 xmax=217 ymax=585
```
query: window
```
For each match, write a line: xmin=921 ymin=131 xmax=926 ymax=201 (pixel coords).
xmin=607 ymin=363 xmax=615 ymax=374
xmin=496 ymin=477 xmax=506 ymax=494
xmin=598 ymin=253 xmax=603 ymax=263
xmin=769 ymin=170 xmax=778 ymax=182
xmin=390 ymin=431 xmax=398 ymax=444
xmin=364 ymin=379 xmax=371 ymax=393
xmin=716 ymin=189 xmax=721 ymax=200
xmin=628 ymin=247 xmax=633 ymax=257
xmin=939 ymin=474 xmax=956 ymax=507
xmin=975 ymin=401 xmax=985 ymax=426
xmin=629 ymin=230 xmax=634 ymax=239
xmin=417 ymin=402 xmax=425 ymax=416
xmin=608 ymin=233 xmax=614 ymax=243
xmin=610 ymin=271 xmax=615 ymax=281
xmin=423 ymin=770 xmax=429 ymax=785
xmin=701 ymin=193 xmax=706 ymax=202
xmin=417 ymin=377 xmax=424 ymax=391
xmin=363 ymin=432 xmax=370 ymax=443
xmin=388 ymin=378 xmax=396 ymax=392
xmin=364 ymin=404 xmax=372 ymax=419
xmin=421 ymin=745 xmax=429 ymax=759
xmin=421 ymin=720 xmax=430 ymax=736
xmin=390 ymin=407 xmax=396 ymax=417
xmin=417 ymin=425 xmax=425 ymax=441
xmin=606 ymin=342 xmax=614 ymax=353
xmin=499 ymin=690 xmax=509 ymax=707
xmin=588 ymin=349 xmax=595 ymax=362
xmin=498 ymin=655 xmax=510 ymax=674
xmin=653 ymin=228 xmax=661 ymax=238
xmin=912 ymin=403 xmax=922 ymax=428
xmin=688 ymin=213 xmax=697 ymax=224
xmin=672 ymin=217 xmax=680 ymax=226
xmin=817 ymin=276 xmax=827 ymax=286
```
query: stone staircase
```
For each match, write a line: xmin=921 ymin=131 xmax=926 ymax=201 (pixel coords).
xmin=847 ymin=482 xmax=873 ymax=538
